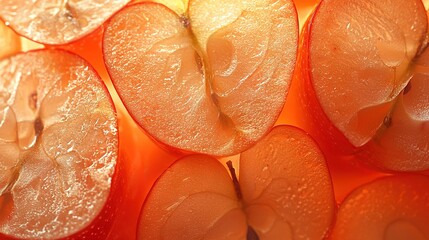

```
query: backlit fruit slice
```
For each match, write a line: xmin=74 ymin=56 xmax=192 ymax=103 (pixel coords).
xmin=103 ymin=1 xmax=298 ymax=156
xmin=0 ymin=20 xmax=21 ymax=59
xmin=360 ymin=45 xmax=429 ymax=171
xmin=294 ymin=0 xmax=429 ymax=162
xmin=132 ymin=0 xmax=189 ymax=15
xmin=0 ymin=49 xmax=119 ymax=239
xmin=331 ymin=175 xmax=429 ymax=240
xmin=138 ymin=125 xmax=335 ymax=239
xmin=0 ymin=0 xmax=130 ymax=45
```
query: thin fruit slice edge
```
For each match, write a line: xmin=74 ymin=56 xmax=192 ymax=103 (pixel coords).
xmin=331 ymin=175 xmax=429 ymax=240
xmin=137 ymin=155 xmax=247 ymax=239
xmin=0 ymin=49 xmax=118 ymax=239
xmin=0 ymin=0 xmax=130 ymax=45
xmin=103 ymin=0 xmax=298 ymax=156
xmin=308 ymin=0 xmax=427 ymax=147
xmin=138 ymin=125 xmax=335 ymax=240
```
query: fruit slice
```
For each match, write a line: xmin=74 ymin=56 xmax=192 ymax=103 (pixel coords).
xmin=331 ymin=175 xmax=429 ymax=240
xmin=360 ymin=44 xmax=429 ymax=171
xmin=138 ymin=125 xmax=335 ymax=239
xmin=132 ymin=0 xmax=189 ymax=15
xmin=0 ymin=20 xmax=21 ymax=59
xmin=292 ymin=0 xmax=429 ymax=169
xmin=0 ymin=0 xmax=130 ymax=45
xmin=310 ymin=0 xmax=427 ymax=146
xmin=103 ymin=1 xmax=298 ymax=156
xmin=0 ymin=49 xmax=119 ymax=239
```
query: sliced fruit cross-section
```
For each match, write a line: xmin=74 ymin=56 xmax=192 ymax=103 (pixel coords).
xmin=362 ymin=42 xmax=429 ymax=171
xmin=294 ymin=0 xmax=429 ymax=171
xmin=103 ymin=0 xmax=298 ymax=156
xmin=0 ymin=49 xmax=119 ymax=239
xmin=138 ymin=125 xmax=335 ymax=239
xmin=331 ymin=175 xmax=429 ymax=240
xmin=0 ymin=0 xmax=131 ymax=45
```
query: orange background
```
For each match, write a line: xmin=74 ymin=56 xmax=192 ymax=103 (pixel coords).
xmin=4 ymin=0 xmax=426 ymax=239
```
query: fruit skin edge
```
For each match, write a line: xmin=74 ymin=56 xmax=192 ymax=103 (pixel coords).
xmin=0 ymin=49 xmax=124 ymax=240
xmin=137 ymin=125 xmax=337 ymax=240
xmin=1 ymin=0 xmax=428 ymax=238
xmin=282 ymin=0 xmax=429 ymax=172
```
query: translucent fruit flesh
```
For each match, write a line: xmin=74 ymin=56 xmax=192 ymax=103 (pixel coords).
xmin=103 ymin=0 xmax=298 ymax=156
xmin=138 ymin=125 xmax=335 ymax=240
xmin=0 ymin=0 xmax=130 ymax=45
xmin=360 ymin=43 xmax=429 ymax=171
xmin=0 ymin=50 xmax=118 ymax=239
xmin=296 ymin=0 xmax=429 ymax=171
xmin=309 ymin=0 xmax=427 ymax=147
xmin=331 ymin=175 xmax=429 ymax=240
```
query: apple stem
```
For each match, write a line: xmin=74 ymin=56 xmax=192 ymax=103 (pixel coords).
xmin=226 ymin=161 xmax=261 ymax=239
xmin=226 ymin=160 xmax=242 ymax=200
xmin=247 ymin=226 xmax=260 ymax=240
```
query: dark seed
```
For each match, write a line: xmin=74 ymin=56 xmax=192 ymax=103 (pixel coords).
xmin=383 ymin=116 xmax=392 ymax=127
xmin=180 ymin=15 xmax=190 ymax=28
xmin=34 ymin=117 xmax=44 ymax=136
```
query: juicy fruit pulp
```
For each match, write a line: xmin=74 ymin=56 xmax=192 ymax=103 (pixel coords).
xmin=331 ymin=175 xmax=429 ymax=240
xmin=0 ymin=50 xmax=118 ymax=239
xmin=0 ymin=0 xmax=130 ymax=45
xmin=103 ymin=0 xmax=298 ymax=156
xmin=138 ymin=125 xmax=335 ymax=240
xmin=294 ymin=0 xmax=429 ymax=171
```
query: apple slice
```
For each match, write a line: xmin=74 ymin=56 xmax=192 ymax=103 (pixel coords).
xmin=359 ymin=44 xmax=429 ymax=171
xmin=331 ymin=175 xmax=429 ymax=240
xmin=0 ymin=20 xmax=21 ymax=59
xmin=0 ymin=49 xmax=119 ymax=239
xmin=132 ymin=0 xmax=189 ymax=15
xmin=0 ymin=0 xmax=130 ymax=45
xmin=292 ymin=0 xmax=429 ymax=169
xmin=103 ymin=1 xmax=298 ymax=156
xmin=138 ymin=125 xmax=335 ymax=239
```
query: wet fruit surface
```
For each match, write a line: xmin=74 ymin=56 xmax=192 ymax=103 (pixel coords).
xmin=103 ymin=0 xmax=298 ymax=156
xmin=0 ymin=0 xmax=428 ymax=239
xmin=0 ymin=0 xmax=130 ymax=45
xmin=331 ymin=175 xmax=429 ymax=240
xmin=138 ymin=126 xmax=335 ymax=240
xmin=289 ymin=0 xmax=429 ymax=171
xmin=0 ymin=50 xmax=118 ymax=239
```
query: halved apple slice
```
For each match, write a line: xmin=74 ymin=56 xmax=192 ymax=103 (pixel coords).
xmin=0 ymin=0 xmax=130 ymax=45
xmin=0 ymin=20 xmax=20 ymax=59
xmin=0 ymin=49 xmax=119 ymax=239
xmin=292 ymin=0 xmax=429 ymax=170
xmin=103 ymin=0 xmax=298 ymax=156
xmin=331 ymin=175 xmax=429 ymax=240
xmin=138 ymin=125 xmax=335 ymax=239
xmin=360 ymin=44 xmax=429 ymax=171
